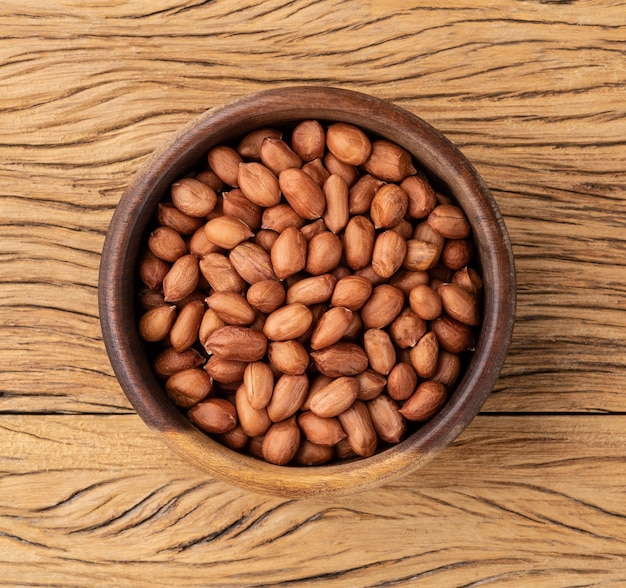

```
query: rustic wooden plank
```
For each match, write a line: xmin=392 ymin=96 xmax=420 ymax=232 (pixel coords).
xmin=1 ymin=0 xmax=624 ymax=414
xmin=0 ymin=414 xmax=625 ymax=586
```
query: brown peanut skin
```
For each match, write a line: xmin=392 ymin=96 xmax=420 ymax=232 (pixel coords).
xmin=217 ymin=425 xmax=249 ymax=451
xmin=148 ymin=226 xmax=187 ymax=263
xmin=343 ymin=215 xmax=375 ymax=270
xmin=203 ymin=215 xmax=254 ymax=249
xmin=246 ymin=279 xmax=285 ymax=314
xmin=237 ymin=127 xmax=282 ymax=160
xmin=363 ymin=329 xmax=396 ymax=376
xmin=310 ymin=343 xmax=369 ymax=378
xmin=267 ymin=374 xmax=309 ymax=422
xmin=278 ymin=167 xmax=325 ymax=219
xmin=438 ymin=282 xmax=480 ymax=326
xmin=298 ymin=411 xmax=346 ymax=446
xmin=401 ymin=173 xmax=437 ymax=219
xmin=326 ymin=122 xmax=372 ymax=166
xmin=372 ymin=229 xmax=408 ymax=278
xmin=323 ymin=173 xmax=350 ymax=234
xmin=138 ymin=305 xmax=177 ymax=343
xmin=165 ymin=368 xmax=213 ymax=408
xmin=204 ymin=356 xmax=247 ymax=384
xmin=138 ymin=117 xmax=488 ymax=468
xmin=363 ymin=140 xmax=416 ymax=182
xmin=223 ymin=188 xmax=262 ymax=230
xmin=309 ymin=376 xmax=359 ymax=418
xmin=410 ymin=331 xmax=439 ymax=379
xmin=188 ymin=398 xmax=238 ymax=434
xmin=427 ymin=204 xmax=471 ymax=239
xmin=244 ymin=361 xmax=275 ymax=410
xmin=367 ymin=394 xmax=406 ymax=444
xmin=271 ymin=226 xmax=307 ymax=280
xmin=205 ymin=291 xmax=256 ymax=326
xmin=387 ymin=362 xmax=418 ymax=402
xmin=389 ymin=308 xmax=427 ymax=349
xmin=330 ymin=275 xmax=372 ymax=311
xmin=306 ymin=231 xmax=343 ymax=275
xmin=338 ymin=400 xmax=378 ymax=457
xmin=400 ymin=381 xmax=447 ymax=422
xmin=235 ymin=385 xmax=272 ymax=438
xmin=301 ymin=158 xmax=330 ymax=186
xmin=171 ymin=177 xmax=217 ymax=218
xmin=409 ymin=283 xmax=442 ymax=321
xmin=229 ymin=242 xmax=277 ymax=285
xmin=204 ymin=326 xmax=268 ymax=362
xmin=431 ymin=351 xmax=462 ymax=389
xmin=292 ymin=120 xmax=326 ymax=162
xmin=355 ymin=369 xmax=387 ymax=401
xmin=169 ymin=299 xmax=205 ymax=352
xmin=199 ymin=253 xmax=246 ymax=294
xmin=238 ymin=162 xmax=281 ymax=207
xmin=207 ymin=145 xmax=242 ymax=187
xmin=266 ymin=340 xmax=310 ymax=375
xmin=360 ymin=284 xmax=404 ymax=329
xmin=263 ymin=304 xmax=313 ymax=341
xmin=370 ymin=184 xmax=409 ymax=229
xmin=432 ymin=315 xmax=475 ymax=353
xmin=286 ymin=273 xmax=337 ymax=306
xmin=324 ymin=152 xmax=360 ymax=186
xmin=262 ymin=417 xmax=301 ymax=466
xmin=294 ymin=440 xmax=335 ymax=466
xmin=261 ymin=138 xmax=303 ymax=174
xmin=310 ymin=307 xmax=353 ymax=350
xmin=349 ymin=174 xmax=384 ymax=214
xmin=157 ymin=202 xmax=204 ymax=235
xmin=162 ymin=255 xmax=199 ymax=302
xmin=261 ymin=203 xmax=305 ymax=232
xmin=153 ymin=347 xmax=205 ymax=380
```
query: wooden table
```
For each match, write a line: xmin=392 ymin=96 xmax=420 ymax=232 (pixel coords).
xmin=2 ymin=1 xmax=625 ymax=585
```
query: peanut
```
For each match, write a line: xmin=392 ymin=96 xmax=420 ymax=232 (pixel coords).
xmin=322 ymin=174 xmax=350 ymax=234
xmin=325 ymin=122 xmax=371 ymax=166
xmin=138 ymin=304 xmax=177 ymax=343
xmin=267 ymin=374 xmax=309 ymax=422
xmin=262 ymin=416 xmax=300 ymax=465
xmin=266 ymin=340 xmax=310 ymax=375
xmin=243 ymin=361 xmax=275 ymax=410
xmin=233 ymin=385 xmax=271 ymax=440
xmin=237 ymin=162 xmax=281 ymax=207
xmin=222 ymin=189 xmax=262 ymax=231
xmin=148 ymin=226 xmax=188 ymax=263
xmin=260 ymin=138 xmax=303 ymax=174
xmin=165 ymin=368 xmax=213 ymax=408
xmin=237 ymin=127 xmax=282 ymax=160
xmin=171 ymin=178 xmax=217 ymax=218
xmin=291 ymin=120 xmax=326 ymax=162
xmin=271 ymin=226 xmax=307 ymax=280
xmin=305 ymin=231 xmax=342 ymax=275
xmin=188 ymin=398 xmax=237 ymax=434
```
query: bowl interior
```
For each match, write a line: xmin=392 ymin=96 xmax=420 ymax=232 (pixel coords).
xmin=99 ymin=86 xmax=516 ymax=498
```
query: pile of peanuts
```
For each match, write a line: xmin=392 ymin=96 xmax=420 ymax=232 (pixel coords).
xmin=136 ymin=119 xmax=483 ymax=466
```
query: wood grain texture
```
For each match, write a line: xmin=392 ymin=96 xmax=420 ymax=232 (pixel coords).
xmin=1 ymin=0 xmax=625 ymax=584
xmin=1 ymin=415 xmax=625 ymax=586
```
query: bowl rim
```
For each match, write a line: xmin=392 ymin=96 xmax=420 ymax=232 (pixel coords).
xmin=99 ymin=86 xmax=516 ymax=498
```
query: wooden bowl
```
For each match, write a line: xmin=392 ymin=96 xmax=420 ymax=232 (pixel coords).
xmin=99 ymin=87 xmax=516 ymax=498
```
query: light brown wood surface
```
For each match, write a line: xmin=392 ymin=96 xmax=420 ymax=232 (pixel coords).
xmin=1 ymin=1 xmax=625 ymax=586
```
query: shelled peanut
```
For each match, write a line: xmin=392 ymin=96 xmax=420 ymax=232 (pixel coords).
xmin=137 ymin=119 xmax=483 ymax=466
